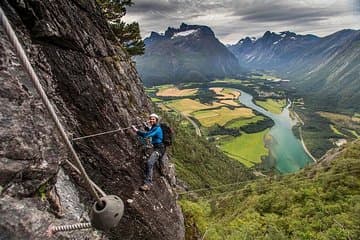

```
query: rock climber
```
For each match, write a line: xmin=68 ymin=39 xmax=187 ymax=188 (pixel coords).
xmin=132 ymin=113 xmax=165 ymax=191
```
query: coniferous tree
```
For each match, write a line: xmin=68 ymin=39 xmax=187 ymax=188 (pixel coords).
xmin=97 ymin=0 xmax=145 ymax=56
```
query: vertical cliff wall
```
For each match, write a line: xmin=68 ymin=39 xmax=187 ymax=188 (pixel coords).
xmin=0 ymin=0 xmax=184 ymax=239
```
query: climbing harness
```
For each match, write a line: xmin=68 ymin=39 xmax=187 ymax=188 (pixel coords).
xmin=0 ymin=6 xmax=123 ymax=233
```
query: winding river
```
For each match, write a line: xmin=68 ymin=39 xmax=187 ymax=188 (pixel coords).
xmin=238 ymin=90 xmax=313 ymax=173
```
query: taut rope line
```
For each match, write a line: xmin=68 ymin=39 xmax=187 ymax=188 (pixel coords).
xmin=72 ymin=125 xmax=135 ymax=141
xmin=0 ymin=6 xmax=101 ymax=203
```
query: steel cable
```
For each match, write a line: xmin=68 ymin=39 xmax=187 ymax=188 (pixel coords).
xmin=0 ymin=6 xmax=102 ymax=203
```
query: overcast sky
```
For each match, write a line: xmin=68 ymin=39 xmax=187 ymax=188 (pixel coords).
xmin=123 ymin=0 xmax=360 ymax=44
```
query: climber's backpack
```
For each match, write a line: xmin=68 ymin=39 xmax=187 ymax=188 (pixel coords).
xmin=160 ymin=123 xmax=174 ymax=146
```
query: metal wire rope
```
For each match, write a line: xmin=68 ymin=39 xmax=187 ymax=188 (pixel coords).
xmin=0 ymin=6 xmax=102 ymax=203
xmin=72 ymin=126 xmax=135 ymax=141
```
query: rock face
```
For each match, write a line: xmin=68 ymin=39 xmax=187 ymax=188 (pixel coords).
xmin=0 ymin=0 xmax=184 ymax=239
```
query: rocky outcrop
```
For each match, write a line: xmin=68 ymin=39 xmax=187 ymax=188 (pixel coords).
xmin=0 ymin=0 xmax=184 ymax=239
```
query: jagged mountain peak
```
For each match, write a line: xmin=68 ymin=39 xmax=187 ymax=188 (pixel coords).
xmin=236 ymin=36 xmax=256 ymax=45
xmin=163 ymin=23 xmax=215 ymax=38
xmin=145 ymin=23 xmax=216 ymax=45
xmin=136 ymin=23 xmax=241 ymax=86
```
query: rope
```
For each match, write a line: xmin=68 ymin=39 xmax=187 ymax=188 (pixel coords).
xmin=0 ymin=7 xmax=102 ymax=203
xmin=72 ymin=126 xmax=133 ymax=141
xmin=47 ymin=222 xmax=92 ymax=236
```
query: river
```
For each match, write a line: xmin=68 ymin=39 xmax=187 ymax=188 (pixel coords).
xmin=238 ymin=90 xmax=313 ymax=173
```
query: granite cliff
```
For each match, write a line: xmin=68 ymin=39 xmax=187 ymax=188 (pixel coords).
xmin=0 ymin=0 xmax=184 ymax=239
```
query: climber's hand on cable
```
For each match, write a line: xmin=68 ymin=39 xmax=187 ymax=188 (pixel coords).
xmin=131 ymin=125 xmax=138 ymax=132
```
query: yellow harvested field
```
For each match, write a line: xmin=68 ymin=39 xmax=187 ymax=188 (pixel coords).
xmin=156 ymin=87 xmax=198 ymax=97
xmin=210 ymin=87 xmax=224 ymax=96
xmin=166 ymin=99 xmax=222 ymax=114
xmin=222 ymin=88 xmax=240 ymax=99
xmin=193 ymin=107 xmax=254 ymax=127
xmin=210 ymin=87 xmax=240 ymax=99
xmin=220 ymin=99 xmax=241 ymax=106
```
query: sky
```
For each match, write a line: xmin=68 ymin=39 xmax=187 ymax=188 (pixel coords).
xmin=123 ymin=0 xmax=360 ymax=44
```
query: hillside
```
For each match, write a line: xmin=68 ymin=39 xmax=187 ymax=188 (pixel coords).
xmin=180 ymin=140 xmax=360 ymax=239
xmin=228 ymin=29 xmax=360 ymax=112
xmin=294 ymin=31 xmax=360 ymax=112
xmin=135 ymin=23 xmax=241 ymax=86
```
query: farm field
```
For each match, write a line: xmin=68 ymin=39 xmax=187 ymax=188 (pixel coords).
xmin=147 ymin=83 xmax=274 ymax=169
xmin=210 ymin=87 xmax=240 ymax=99
xmin=210 ymin=78 xmax=243 ymax=84
xmin=166 ymin=99 xmax=223 ymax=115
xmin=193 ymin=107 xmax=254 ymax=127
xmin=226 ymin=115 xmax=265 ymax=129
xmin=330 ymin=124 xmax=346 ymax=136
xmin=219 ymin=129 xmax=270 ymax=167
xmin=255 ymin=98 xmax=287 ymax=114
xmin=156 ymin=86 xmax=198 ymax=97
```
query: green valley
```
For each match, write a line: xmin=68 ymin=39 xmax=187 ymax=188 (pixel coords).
xmin=148 ymin=83 xmax=273 ymax=169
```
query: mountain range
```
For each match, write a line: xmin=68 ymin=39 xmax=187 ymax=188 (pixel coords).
xmin=135 ymin=23 xmax=241 ymax=86
xmin=136 ymin=23 xmax=359 ymax=111
xmin=228 ymin=29 xmax=360 ymax=112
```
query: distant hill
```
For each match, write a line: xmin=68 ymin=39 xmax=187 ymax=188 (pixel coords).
xmin=228 ymin=31 xmax=320 ymax=72
xmin=135 ymin=23 xmax=241 ymax=86
xmin=228 ymin=29 xmax=360 ymax=112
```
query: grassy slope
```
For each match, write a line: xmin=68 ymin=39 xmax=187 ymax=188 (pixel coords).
xmin=180 ymin=140 xmax=360 ymax=239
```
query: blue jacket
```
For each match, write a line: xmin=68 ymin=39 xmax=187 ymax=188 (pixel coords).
xmin=137 ymin=124 xmax=163 ymax=145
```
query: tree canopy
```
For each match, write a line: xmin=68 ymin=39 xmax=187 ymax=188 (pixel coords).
xmin=97 ymin=0 xmax=145 ymax=56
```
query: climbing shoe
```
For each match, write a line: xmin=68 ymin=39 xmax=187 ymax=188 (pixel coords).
xmin=140 ymin=184 xmax=151 ymax=191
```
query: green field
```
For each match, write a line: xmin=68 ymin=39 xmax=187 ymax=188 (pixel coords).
xmin=251 ymin=74 xmax=280 ymax=81
xmin=148 ymin=84 xmax=274 ymax=169
xmin=150 ymin=97 xmax=162 ymax=102
xmin=192 ymin=107 xmax=254 ymax=127
xmin=211 ymin=78 xmax=244 ymax=84
xmin=219 ymin=129 xmax=269 ymax=167
xmin=346 ymin=129 xmax=360 ymax=139
xmin=255 ymin=99 xmax=287 ymax=114
xmin=330 ymin=124 xmax=345 ymax=136
xmin=225 ymin=115 xmax=265 ymax=129
xmin=145 ymin=88 xmax=157 ymax=93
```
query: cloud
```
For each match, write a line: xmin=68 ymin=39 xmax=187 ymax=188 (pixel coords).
xmin=123 ymin=0 xmax=360 ymax=44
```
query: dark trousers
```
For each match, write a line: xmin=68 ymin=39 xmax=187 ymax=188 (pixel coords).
xmin=144 ymin=144 xmax=165 ymax=184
